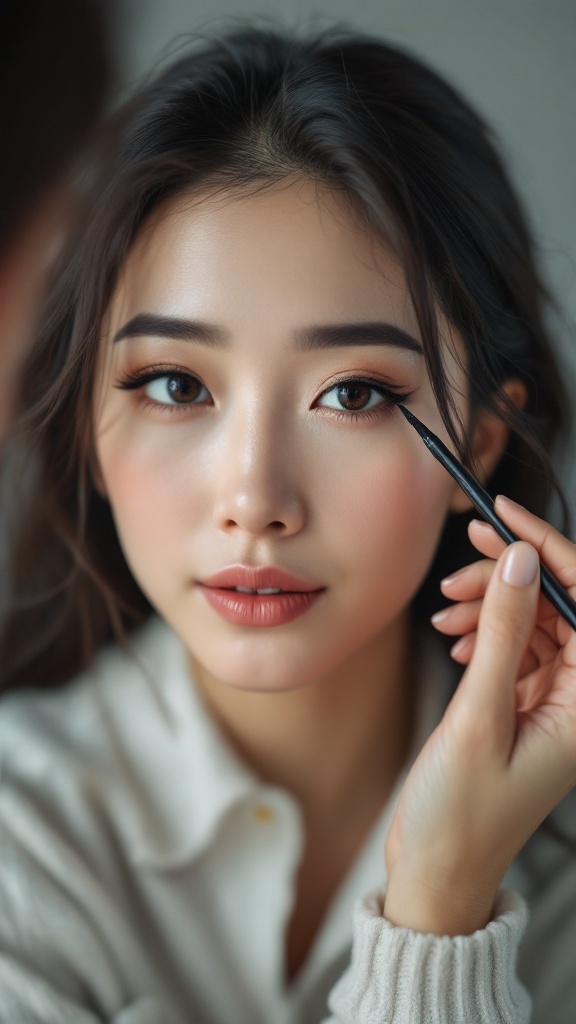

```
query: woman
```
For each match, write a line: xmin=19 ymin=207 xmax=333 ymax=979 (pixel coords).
xmin=1 ymin=26 xmax=575 ymax=1023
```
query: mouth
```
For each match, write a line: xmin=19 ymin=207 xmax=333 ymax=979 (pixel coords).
xmin=199 ymin=586 xmax=324 ymax=627
xmin=197 ymin=566 xmax=325 ymax=627
xmin=227 ymin=586 xmax=285 ymax=595
xmin=199 ymin=564 xmax=324 ymax=594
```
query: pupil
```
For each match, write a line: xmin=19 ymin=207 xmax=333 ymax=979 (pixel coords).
xmin=167 ymin=375 xmax=200 ymax=403
xmin=338 ymin=383 xmax=370 ymax=410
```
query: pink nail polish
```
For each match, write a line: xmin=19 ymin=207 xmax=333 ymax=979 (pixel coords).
xmin=501 ymin=542 xmax=539 ymax=587
xmin=441 ymin=568 xmax=467 ymax=588
xmin=495 ymin=495 xmax=525 ymax=514
xmin=469 ymin=519 xmax=494 ymax=533
xmin=450 ymin=635 xmax=469 ymax=658
xmin=431 ymin=607 xmax=451 ymax=625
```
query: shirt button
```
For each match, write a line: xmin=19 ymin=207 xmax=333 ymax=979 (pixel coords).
xmin=252 ymin=804 xmax=275 ymax=823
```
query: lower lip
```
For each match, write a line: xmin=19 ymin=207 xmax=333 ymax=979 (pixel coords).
xmin=199 ymin=586 xmax=324 ymax=627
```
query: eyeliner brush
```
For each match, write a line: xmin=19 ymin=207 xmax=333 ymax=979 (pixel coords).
xmin=398 ymin=403 xmax=576 ymax=632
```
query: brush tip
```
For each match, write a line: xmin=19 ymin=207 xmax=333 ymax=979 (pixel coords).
xmin=398 ymin=403 xmax=415 ymax=424
xmin=397 ymin=404 xmax=429 ymax=439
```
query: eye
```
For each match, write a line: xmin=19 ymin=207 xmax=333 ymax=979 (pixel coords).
xmin=116 ymin=368 xmax=212 ymax=408
xmin=317 ymin=379 xmax=390 ymax=413
xmin=143 ymin=373 xmax=208 ymax=406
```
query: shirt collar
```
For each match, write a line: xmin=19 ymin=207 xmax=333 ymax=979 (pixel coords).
xmin=102 ymin=616 xmax=261 ymax=871
xmin=109 ymin=617 xmax=454 ymax=874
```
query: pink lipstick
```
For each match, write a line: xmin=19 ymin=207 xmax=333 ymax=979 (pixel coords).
xmin=197 ymin=565 xmax=325 ymax=627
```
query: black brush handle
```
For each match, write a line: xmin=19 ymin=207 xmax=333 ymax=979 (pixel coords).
xmin=398 ymin=404 xmax=576 ymax=631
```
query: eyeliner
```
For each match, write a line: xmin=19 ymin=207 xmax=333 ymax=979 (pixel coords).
xmin=398 ymin=404 xmax=576 ymax=631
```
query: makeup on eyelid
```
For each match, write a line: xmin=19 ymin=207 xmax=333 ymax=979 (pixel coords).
xmin=114 ymin=364 xmax=416 ymax=420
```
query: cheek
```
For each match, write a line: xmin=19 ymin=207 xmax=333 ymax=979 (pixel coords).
xmin=315 ymin=429 xmax=453 ymax=594
xmin=95 ymin=423 xmax=204 ymax=585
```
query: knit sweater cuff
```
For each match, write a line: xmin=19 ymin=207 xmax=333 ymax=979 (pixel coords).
xmin=326 ymin=887 xmax=531 ymax=1024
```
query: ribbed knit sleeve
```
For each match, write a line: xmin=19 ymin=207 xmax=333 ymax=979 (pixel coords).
xmin=324 ymin=887 xmax=531 ymax=1024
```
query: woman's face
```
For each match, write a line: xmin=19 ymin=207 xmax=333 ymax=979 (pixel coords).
xmin=94 ymin=181 xmax=467 ymax=692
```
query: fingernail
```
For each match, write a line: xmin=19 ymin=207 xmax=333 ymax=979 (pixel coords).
xmin=450 ymin=635 xmax=470 ymax=658
xmin=469 ymin=519 xmax=494 ymax=534
xmin=441 ymin=567 xmax=468 ymax=588
xmin=495 ymin=495 xmax=525 ymax=514
xmin=501 ymin=542 xmax=539 ymax=587
xmin=431 ymin=607 xmax=452 ymax=625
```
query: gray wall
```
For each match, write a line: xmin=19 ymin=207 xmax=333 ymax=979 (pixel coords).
xmin=114 ymin=0 xmax=576 ymax=504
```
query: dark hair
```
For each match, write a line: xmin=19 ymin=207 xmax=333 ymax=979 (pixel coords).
xmin=1 ymin=25 xmax=572 ymax=692
xmin=0 ymin=0 xmax=112 ymax=255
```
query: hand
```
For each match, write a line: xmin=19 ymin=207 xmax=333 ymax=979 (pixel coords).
xmin=383 ymin=495 xmax=576 ymax=936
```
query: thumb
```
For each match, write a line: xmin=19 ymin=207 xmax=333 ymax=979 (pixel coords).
xmin=460 ymin=541 xmax=540 ymax=747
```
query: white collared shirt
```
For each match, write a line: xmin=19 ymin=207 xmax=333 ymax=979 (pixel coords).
xmin=0 ymin=615 xmax=572 ymax=1022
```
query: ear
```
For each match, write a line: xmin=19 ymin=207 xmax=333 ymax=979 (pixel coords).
xmin=448 ymin=378 xmax=527 ymax=514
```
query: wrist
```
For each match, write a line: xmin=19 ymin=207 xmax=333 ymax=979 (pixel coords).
xmin=383 ymin=868 xmax=498 ymax=937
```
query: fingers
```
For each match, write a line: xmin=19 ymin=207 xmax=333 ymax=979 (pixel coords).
xmin=431 ymin=599 xmax=483 ymax=637
xmin=437 ymin=555 xmax=558 ymax=641
xmin=456 ymin=541 xmax=541 ymax=752
xmin=440 ymin=556 xmax=495 ymax=601
xmin=467 ymin=508 xmax=576 ymax=639
xmin=464 ymin=499 xmax=576 ymax=589
xmin=468 ymin=519 xmax=507 ymax=560
xmin=447 ymin=623 xmax=558 ymax=677
xmin=494 ymin=496 xmax=576 ymax=589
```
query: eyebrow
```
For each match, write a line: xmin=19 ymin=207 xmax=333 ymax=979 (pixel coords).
xmin=113 ymin=313 xmax=423 ymax=355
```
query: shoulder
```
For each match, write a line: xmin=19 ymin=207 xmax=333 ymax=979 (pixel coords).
xmin=0 ymin=618 xmax=189 ymax=1018
xmin=0 ymin=615 xmax=173 ymax=781
xmin=0 ymin=613 xmax=239 ymax=880
xmin=0 ymin=616 xmax=186 ymax=871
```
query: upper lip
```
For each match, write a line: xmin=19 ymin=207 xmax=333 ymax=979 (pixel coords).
xmin=199 ymin=565 xmax=324 ymax=593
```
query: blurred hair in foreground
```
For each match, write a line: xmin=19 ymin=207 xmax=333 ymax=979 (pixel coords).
xmin=0 ymin=0 xmax=113 ymax=255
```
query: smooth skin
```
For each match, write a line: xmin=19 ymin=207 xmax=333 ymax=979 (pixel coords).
xmin=387 ymin=497 xmax=576 ymax=936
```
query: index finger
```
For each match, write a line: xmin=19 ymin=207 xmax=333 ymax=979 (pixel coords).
xmin=494 ymin=495 xmax=576 ymax=591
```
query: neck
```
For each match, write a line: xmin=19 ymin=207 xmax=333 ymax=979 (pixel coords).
xmin=188 ymin=614 xmax=415 ymax=822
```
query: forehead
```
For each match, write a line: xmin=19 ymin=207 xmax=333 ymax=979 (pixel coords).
xmin=107 ymin=180 xmax=418 ymax=333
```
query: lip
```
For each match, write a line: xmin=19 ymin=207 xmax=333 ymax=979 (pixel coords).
xmin=200 ymin=565 xmax=323 ymax=592
xmin=197 ymin=564 xmax=325 ymax=627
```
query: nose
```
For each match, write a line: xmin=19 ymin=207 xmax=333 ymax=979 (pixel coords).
xmin=212 ymin=408 xmax=306 ymax=538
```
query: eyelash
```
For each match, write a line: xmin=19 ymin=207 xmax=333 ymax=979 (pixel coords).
xmin=115 ymin=365 xmax=415 ymax=421
xmin=317 ymin=374 xmax=414 ymax=423
xmin=116 ymin=365 xmax=212 ymax=416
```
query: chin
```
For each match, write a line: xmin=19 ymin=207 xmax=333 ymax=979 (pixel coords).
xmin=220 ymin=676 xmax=307 ymax=694
xmin=201 ymin=655 xmax=318 ymax=693
xmin=187 ymin=637 xmax=348 ymax=694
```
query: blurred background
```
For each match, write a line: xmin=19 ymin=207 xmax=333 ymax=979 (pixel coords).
xmin=113 ymin=0 xmax=576 ymax=497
